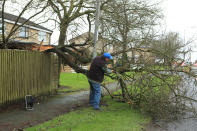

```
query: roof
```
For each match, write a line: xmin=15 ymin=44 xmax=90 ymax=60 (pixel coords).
xmin=0 ymin=11 xmax=53 ymax=33
xmin=7 ymin=41 xmax=37 ymax=45
xmin=6 ymin=41 xmax=55 ymax=51
xmin=69 ymin=32 xmax=94 ymax=43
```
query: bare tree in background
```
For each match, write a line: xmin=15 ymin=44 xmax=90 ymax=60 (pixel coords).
xmin=47 ymin=0 xmax=111 ymax=46
xmin=96 ymin=0 xmax=197 ymax=120
xmin=100 ymin=0 xmax=162 ymax=67
xmin=151 ymin=32 xmax=191 ymax=66
xmin=45 ymin=0 xmax=113 ymax=77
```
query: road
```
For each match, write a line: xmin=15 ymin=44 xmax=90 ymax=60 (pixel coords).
xmin=146 ymin=66 xmax=197 ymax=131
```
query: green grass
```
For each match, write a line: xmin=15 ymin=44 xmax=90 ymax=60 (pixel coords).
xmin=59 ymin=73 xmax=114 ymax=92
xmin=59 ymin=73 xmax=89 ymax=92
xmin=25 ymin=97 xmax=150 ymax=131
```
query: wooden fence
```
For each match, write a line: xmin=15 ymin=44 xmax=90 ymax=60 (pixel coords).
xmin=0 ymin=49 xmax=59 ymax=105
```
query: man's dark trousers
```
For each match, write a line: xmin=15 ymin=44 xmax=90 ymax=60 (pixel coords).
xmin=89 ymin=81 xmax=101 ymax=109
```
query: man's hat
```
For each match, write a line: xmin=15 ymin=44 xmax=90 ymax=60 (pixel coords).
xmin=103 ymin=52 xmax=113 ymax=60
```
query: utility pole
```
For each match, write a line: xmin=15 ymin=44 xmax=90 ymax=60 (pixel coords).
xmin=92 ymin=0 xmax=100 ymax=59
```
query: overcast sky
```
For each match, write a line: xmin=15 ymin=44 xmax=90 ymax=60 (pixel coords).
xmin=164 ymin=0 xmax=197 ymax=31
xmin=162 ymin=0 xmax=197 ymax=62
xmin=48 ymin=0 xmax=197 ymax=62
xmin=2 ymin=0 xmax=196 ymax=61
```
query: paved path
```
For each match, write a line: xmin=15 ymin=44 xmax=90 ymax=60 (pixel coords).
xmin=0 ymin=82 xmax=119 ymax=131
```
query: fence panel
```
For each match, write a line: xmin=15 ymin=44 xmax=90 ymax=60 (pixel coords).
xmin=0 ymin=49 xmax=58 ymax=105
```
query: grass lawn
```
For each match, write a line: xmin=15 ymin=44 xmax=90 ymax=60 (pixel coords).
xmin=58 ymin=73 xmax=114 ymax=92
xmin=25 ymin=97 xmax=150 ymax=131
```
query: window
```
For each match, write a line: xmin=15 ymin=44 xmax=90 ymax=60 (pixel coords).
xmin=38 ymin=31 xmax=46 ymax=42
xmin=107 ymin=44 xmax=113 ymax=50
xmin=18 ymin=27 xmax=28 ymax=38
xmin=0 ymin=21 xmax=6 ymax=34
xmin=155 ymin=58 xmax=164 ymax=64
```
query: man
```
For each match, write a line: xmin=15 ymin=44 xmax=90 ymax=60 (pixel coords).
xmin=87 ymin=52 xmax=113 ymax=110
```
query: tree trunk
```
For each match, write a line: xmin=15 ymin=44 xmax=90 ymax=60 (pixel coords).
xmin=57 ymin=24 xmax=68 ymax=87
xmin=58 ymin=24 xmax=68 ymax=46
xmin=122 ymin=42 xmax=128 ymax=66
xmin=119 ymin=77 xmax=126 ymax=99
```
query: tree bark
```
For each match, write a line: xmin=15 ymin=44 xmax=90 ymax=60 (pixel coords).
xmin=58 ymin=24 xmax=68 ymax=46
xmin=57 ymin=24 xmax=68 ymax=87
xmin=122 ymin=42 xmax=128 ymax=65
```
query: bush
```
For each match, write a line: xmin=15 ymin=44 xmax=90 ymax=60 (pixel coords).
xmin=115 ymin=71 xmax=189 ymax=120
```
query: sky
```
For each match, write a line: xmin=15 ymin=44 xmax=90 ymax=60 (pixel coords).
xmin=50 ymin=0 xmax=197 ymax=44
xmin=2 ymin=0 xmax=197 ymax=61
xmin=49 ymin=0 xmax=197 ymax=62
xmin=163 ymin=0 xmax=197 ymax=62
xmin=164 ymin=0 xmax=197 ymax=32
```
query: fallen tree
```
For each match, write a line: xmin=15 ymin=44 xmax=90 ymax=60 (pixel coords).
xmin=2 ymin=0 xmax=197 ymax=121
xmin=43 ymin=32 xmax=197 ymax=120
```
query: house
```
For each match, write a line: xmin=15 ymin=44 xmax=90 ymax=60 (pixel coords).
xmin=60 ymin=32 xmax=114 ymax=72
xmin=0 ymin=11 xmax=52 ymax=45
xmin=69 ymin=32 xmax=113 ymax=53
xmin=112 ymin=46 xmax=155 ymax=69
xmin=62 ymin=32 xmax=155 ymax=72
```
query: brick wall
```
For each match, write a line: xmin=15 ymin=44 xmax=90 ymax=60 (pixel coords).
xmin=4 ymin=22 xmax=51 ymax=45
